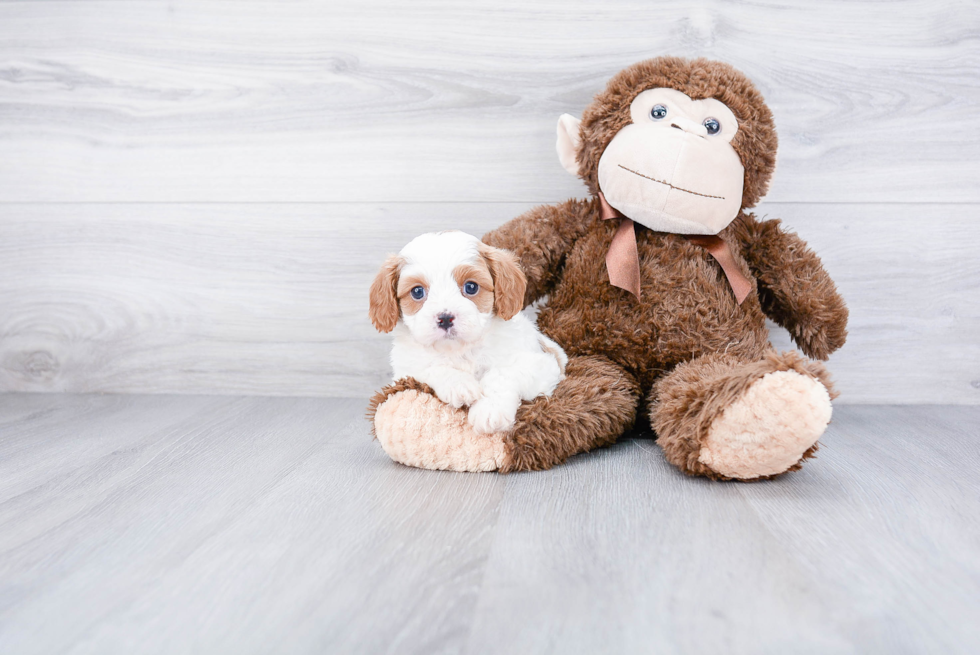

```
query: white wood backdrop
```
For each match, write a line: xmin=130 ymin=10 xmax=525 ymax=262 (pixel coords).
xmin=0 ymin=0 xmax=977 ymax=403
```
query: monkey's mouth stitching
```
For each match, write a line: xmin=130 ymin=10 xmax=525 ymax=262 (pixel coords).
xmin=618 ymin=165 xmax=725 ymax=200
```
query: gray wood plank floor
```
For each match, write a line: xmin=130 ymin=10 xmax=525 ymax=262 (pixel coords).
xmin=1 ymin=395 xmax=977 ymax=654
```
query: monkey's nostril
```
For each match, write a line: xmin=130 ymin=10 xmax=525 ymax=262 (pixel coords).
xmin=437 ymin=313 xmax=455 ymax=330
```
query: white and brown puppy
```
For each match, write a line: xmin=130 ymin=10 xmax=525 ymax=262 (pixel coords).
xmin=369 ymin=231 xmax=567 ymax=435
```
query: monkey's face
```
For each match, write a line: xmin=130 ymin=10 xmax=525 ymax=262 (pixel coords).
xmin=596 ymin=88 xmax=743 ymax=235
xmin=555 ymin=57 xmax=778 ymax=236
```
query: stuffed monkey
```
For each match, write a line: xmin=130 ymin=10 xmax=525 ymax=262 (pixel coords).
xmin=369 ymin=57 xmax=848 ymax=480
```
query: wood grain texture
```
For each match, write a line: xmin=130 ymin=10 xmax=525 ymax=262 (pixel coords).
xmin=467 ymin=405 xmax=980 ymax=655
xmin=1 ymin=202 xmax=977 ymax=403
xmin=0 ymin=202 xmax=520 ymax=397
xmin=0 ymin=394 xmax=507 ymax=654
xmin=0 ymin=0 xmax=978 ymax=202
xmin=1 ymin=395 xmax=978 ymax=653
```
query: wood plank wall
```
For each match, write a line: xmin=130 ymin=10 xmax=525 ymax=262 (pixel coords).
xmin=1 ymin=1 xmax=977 ymax=403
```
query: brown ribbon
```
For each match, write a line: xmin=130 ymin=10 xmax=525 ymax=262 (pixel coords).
xmin=598 ymin=192 xmax=754 ymax=304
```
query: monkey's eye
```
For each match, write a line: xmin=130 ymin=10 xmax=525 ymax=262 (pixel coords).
xmin=703 ymin=117 xmax=721 ymax=135
xmin=410 ymin=286 xmax=426 ymax=300
xmin=463 ymin=281 xmax=479 ymax=296
xmin=650 ymin=104 xmax=668 ymax=120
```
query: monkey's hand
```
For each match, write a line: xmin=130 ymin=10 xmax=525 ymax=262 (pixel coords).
xmin=733 ymin=214 xmax=848 ymax=360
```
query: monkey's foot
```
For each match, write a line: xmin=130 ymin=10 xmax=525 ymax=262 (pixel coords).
xmin=697 ymin=370 xmax=832 ymax=480
xmin=368 ymin=379 xmax=506 ymax=472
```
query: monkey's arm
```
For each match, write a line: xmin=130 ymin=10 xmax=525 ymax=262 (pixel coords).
xmin=732 ymin=213 xmax=848 ymax=360
xmin=483 ymin=198 xmax=598 ymax=306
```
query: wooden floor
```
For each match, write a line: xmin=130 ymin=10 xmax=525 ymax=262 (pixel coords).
xmin=0 ymin=395 xmax=978 ymax=654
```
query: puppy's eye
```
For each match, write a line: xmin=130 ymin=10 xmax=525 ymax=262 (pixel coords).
xmin=703 ymin=117 xmax=721 ymax=135
xmin=650 ymin=104 xmax=668 ymax=120
xmin=410 ymin=286 xmax=425 ymax=300
xmin=463 ymin=281 xmax=479 ymax=296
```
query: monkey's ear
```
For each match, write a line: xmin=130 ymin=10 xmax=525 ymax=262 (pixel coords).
xmin=556 ymin=113 xmax=582 ymax=176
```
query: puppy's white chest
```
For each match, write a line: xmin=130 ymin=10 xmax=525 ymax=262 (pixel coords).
xmin=436 ymin=349 xmax=484 ymax=378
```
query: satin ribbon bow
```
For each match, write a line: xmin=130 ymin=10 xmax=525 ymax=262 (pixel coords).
xmin=598 ymin=191 xmax=754 ymax=304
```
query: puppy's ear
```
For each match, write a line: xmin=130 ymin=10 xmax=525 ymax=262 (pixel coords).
xmin=479 ymin=244 xmax=526 ymax=320
xmin=368 ymin=254 xmax=403 ymax=333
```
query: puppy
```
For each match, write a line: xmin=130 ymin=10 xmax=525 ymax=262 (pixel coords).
xmin=369 ymin=231 xmax=567 ymax=434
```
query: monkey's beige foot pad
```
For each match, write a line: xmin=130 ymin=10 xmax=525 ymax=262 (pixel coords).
xmin=371 ymin=386 xmax=507 ymax=472
xmin=698 ymin=370 xmax=833 ymax=480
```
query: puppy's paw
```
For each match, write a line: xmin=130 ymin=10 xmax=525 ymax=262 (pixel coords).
xmin=468 ymin=396 xmax=518 ymax=435
xmin=431 ymin=373 xmax=483 ymax=409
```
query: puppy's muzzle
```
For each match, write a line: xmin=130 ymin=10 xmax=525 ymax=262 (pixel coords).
xmin=436 ymin=313 xmax=455 ymax=331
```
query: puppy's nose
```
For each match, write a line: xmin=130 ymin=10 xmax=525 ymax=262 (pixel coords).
xmin=437 ymin=313 xmax=455 ymax=330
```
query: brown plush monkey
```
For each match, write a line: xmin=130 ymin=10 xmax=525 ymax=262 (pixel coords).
xmin=369 ymin=57 xmax=848 ymax=480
